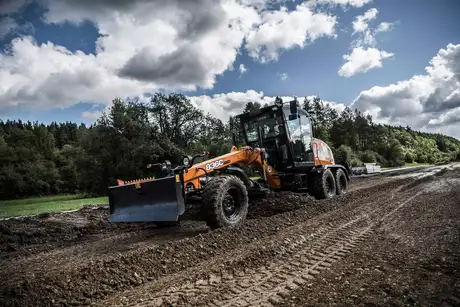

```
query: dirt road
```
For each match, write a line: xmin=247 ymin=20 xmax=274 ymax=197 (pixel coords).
xmin=1 ymin=165 xmax=459 ymax=306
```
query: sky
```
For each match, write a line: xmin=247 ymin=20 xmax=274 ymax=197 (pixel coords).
xmin=0 ymin=0 xmax=459 ymax=138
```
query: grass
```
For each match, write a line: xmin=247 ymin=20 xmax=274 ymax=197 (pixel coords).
xmin=0 ymin=194 xmax=108 ymax=218
xmin=381 ymin=162 xmax=430 ymax=171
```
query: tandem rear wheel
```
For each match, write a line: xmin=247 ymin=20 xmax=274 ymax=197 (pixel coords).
xmin=311 ymin=168 xmax=348 ymax=199
xmin=201 ymin=175 xmax=249 ymax=230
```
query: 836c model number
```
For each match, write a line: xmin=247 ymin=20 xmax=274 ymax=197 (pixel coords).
xmin=205 ymin=159 xmax=224 ymax=171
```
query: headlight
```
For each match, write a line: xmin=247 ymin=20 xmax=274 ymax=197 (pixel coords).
xmin=183 ymin=155 xmax=192 ymax=167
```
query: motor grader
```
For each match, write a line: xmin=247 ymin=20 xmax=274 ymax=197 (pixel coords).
xmin=108 ymin=98 xmax=350 ymax=229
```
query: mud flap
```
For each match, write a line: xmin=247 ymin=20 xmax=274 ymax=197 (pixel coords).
xmin=108 ymin=175 xmax=185 ymax=222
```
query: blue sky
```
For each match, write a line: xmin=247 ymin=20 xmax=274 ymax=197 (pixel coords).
xmin=0 ymin=0 xmax=459 ymax=138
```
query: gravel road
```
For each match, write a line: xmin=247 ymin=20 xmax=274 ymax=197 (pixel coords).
xmin=1 ymin=164 xmax=458 ymax=307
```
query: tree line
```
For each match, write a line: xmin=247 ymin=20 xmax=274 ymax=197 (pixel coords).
xmin=1 ymin=93 xmax=459 ymax=200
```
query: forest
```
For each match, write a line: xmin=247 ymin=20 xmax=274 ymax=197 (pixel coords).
xmin=1 ymin=93 xmax=459 ymax=200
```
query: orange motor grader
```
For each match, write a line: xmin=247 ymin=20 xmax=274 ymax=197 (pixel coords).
xmin=108 ymin=99 xmax=350 ymax=229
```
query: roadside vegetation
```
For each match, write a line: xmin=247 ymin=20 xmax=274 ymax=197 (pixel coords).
xmin=1 ymin=93 xmax=459 ymax=202
xmin=0 ymin=194 xmax=108 ymax=218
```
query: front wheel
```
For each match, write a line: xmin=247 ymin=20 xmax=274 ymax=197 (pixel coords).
xmin=201 ymin=175 xmax=249 ymax=230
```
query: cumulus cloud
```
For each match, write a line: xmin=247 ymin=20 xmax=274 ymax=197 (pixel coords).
xmin=0 ymin=0 xmax=29 ymax=15
xmin=427 ymin=107 xmax=460 ymax=127
xmin=0 ymin=37 xmax=147 ymax=109
xmin=339 ymin=7 xmax=397 ymax=77
xmin=338 ymin=47 xmax=394 ymax=77
xmin=316 ymin=0 xmax=373 ymax=8
xmin=245 ymin=2 xmax=337 ymax=62
xmin=81 ymin=109 xmax=103 ymax=122
xmin=239 ymin=64 xmax=247 ymax=77
xmin=351 ymin=43 xmax=460 ymax=138
xmin=0 ymin=0 xmax=339 ymax=112
xmin=352 ymin=8 xmax=378 ymax=34
xmin=376 ymin=21 xmax=395 ymax=33
xmin=0 ymin=17 xmax=18 ymax=40
xmin=279 ymin=72 xmax=288 ymax=80
xmin=0 ymin=16 xmax=34 ymax=41
xmin=350 ymin=9 xmax=397 ymax=48
xmin=188 ymin=90 xmax=345 ymax=121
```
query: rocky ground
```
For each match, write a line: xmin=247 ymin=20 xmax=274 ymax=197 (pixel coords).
xmin=0 ymin=164 xmax=459 ymax=307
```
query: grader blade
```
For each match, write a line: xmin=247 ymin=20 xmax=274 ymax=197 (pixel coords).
xmin=108 ymin=175 xmax=185 ymax=222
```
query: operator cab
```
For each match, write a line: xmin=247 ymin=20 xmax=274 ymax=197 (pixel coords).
xmin=232 ymin=98 xmax=317 ymax=172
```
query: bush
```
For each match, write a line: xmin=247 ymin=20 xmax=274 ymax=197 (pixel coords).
xmin=375 ymin=154 xmax=386 ymax=166
xmin=350 ymin=157 xmax=362 ymax=167
xmin=416 ymin=154 xmax=427 ymax=163
xmin=427 ymin=155 xmax=435 ymax=164
xmin=405 ymin=152 xmax=415 ymax=163
xmin=334 ymin=145 xmax=353 ymax=165
xmin=359 ymin=150 xmax=377 ymax=163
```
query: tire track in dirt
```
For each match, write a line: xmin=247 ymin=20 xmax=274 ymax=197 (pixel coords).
xmin=200 ymin=193 xmax=421 ymax=307
xmin=104 ymin=187 xmax=423 ymax=307
xmin=0 ymin=174 xmax=421 ymax=307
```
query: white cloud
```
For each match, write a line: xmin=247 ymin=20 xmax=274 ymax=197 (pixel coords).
xmin=316 ymin=0 xmax=373 ymax=8
xmin=245 ymin=2 xmax=337 ymax=62
xmin=81 ymin=109 xmax=103 ymax=122
xmin=0 ymin=37 xmax=147 ymax=109
xmin=0 ymin=0 xmax=340 ymax=113
xmin=0 ymin=0 xmax=29 ymax=15
xmin=349 ymin=9 xmax=396 ymax=49
xmin=0 ymin=17 xmax=18 ymax=40
xmin=352 ymin=8 xmax=378 ymax=34
xmin=427 ymin=107 xmax=460 ymax=127
xmin=239 ymin=64 xmax=247 ymax=76
xmin=189 ymin=90 xmax=345 ymax=121
xmin=279 ymin=72 xmax=288 ymax=80
xmin=338 ymin=47 xmax=394 ymax=77
xmin=341 ymin=8 xmax=397 ymax=78
xmin=376 ymin=21 xmax=395 ymax=33
xmin=351 ymin=43 xmax=460 ymax=138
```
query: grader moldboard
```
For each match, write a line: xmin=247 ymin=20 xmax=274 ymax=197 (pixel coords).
xmin=108 ymin=98 xmax=351 ymax=229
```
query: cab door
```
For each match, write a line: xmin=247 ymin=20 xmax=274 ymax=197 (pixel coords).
xmin=298 ymin=113 xmax=314 ymax=163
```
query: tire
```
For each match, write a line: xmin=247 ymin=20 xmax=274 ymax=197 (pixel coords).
xmin=334 ymin=168 xmax=348 ymax=195
xmin=312 ymin=169 xmax=336 ymax=199
xmin=201 ymin=175 xmax=249 ymax=230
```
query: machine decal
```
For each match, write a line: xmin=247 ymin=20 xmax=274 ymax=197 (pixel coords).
xmin=175 ymin=174 xmax=180 ymax=182
xmin=206 ymin=159 xmax=224 ymax=171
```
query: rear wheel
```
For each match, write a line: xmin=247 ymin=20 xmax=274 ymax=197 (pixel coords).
xmin=312 ymin=169 xmax=336 ymax=199
xmin=334 ymin=168 xmax=348 ymax=195
xmin=201 ymin=175 xmax=249 ymax=230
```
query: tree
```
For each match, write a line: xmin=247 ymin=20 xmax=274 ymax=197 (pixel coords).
xmin=243 ymin=101 xmax=262 ymax=113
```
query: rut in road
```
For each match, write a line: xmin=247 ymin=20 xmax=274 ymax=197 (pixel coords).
xmin=122 ymin=190 xmax=422 ymax=307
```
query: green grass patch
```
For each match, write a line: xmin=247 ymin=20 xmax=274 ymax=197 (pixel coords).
xmin=0 ymin=194 xmax=108 ymax=218
xmin=381 ymin=162 xmax=430 ymax=171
